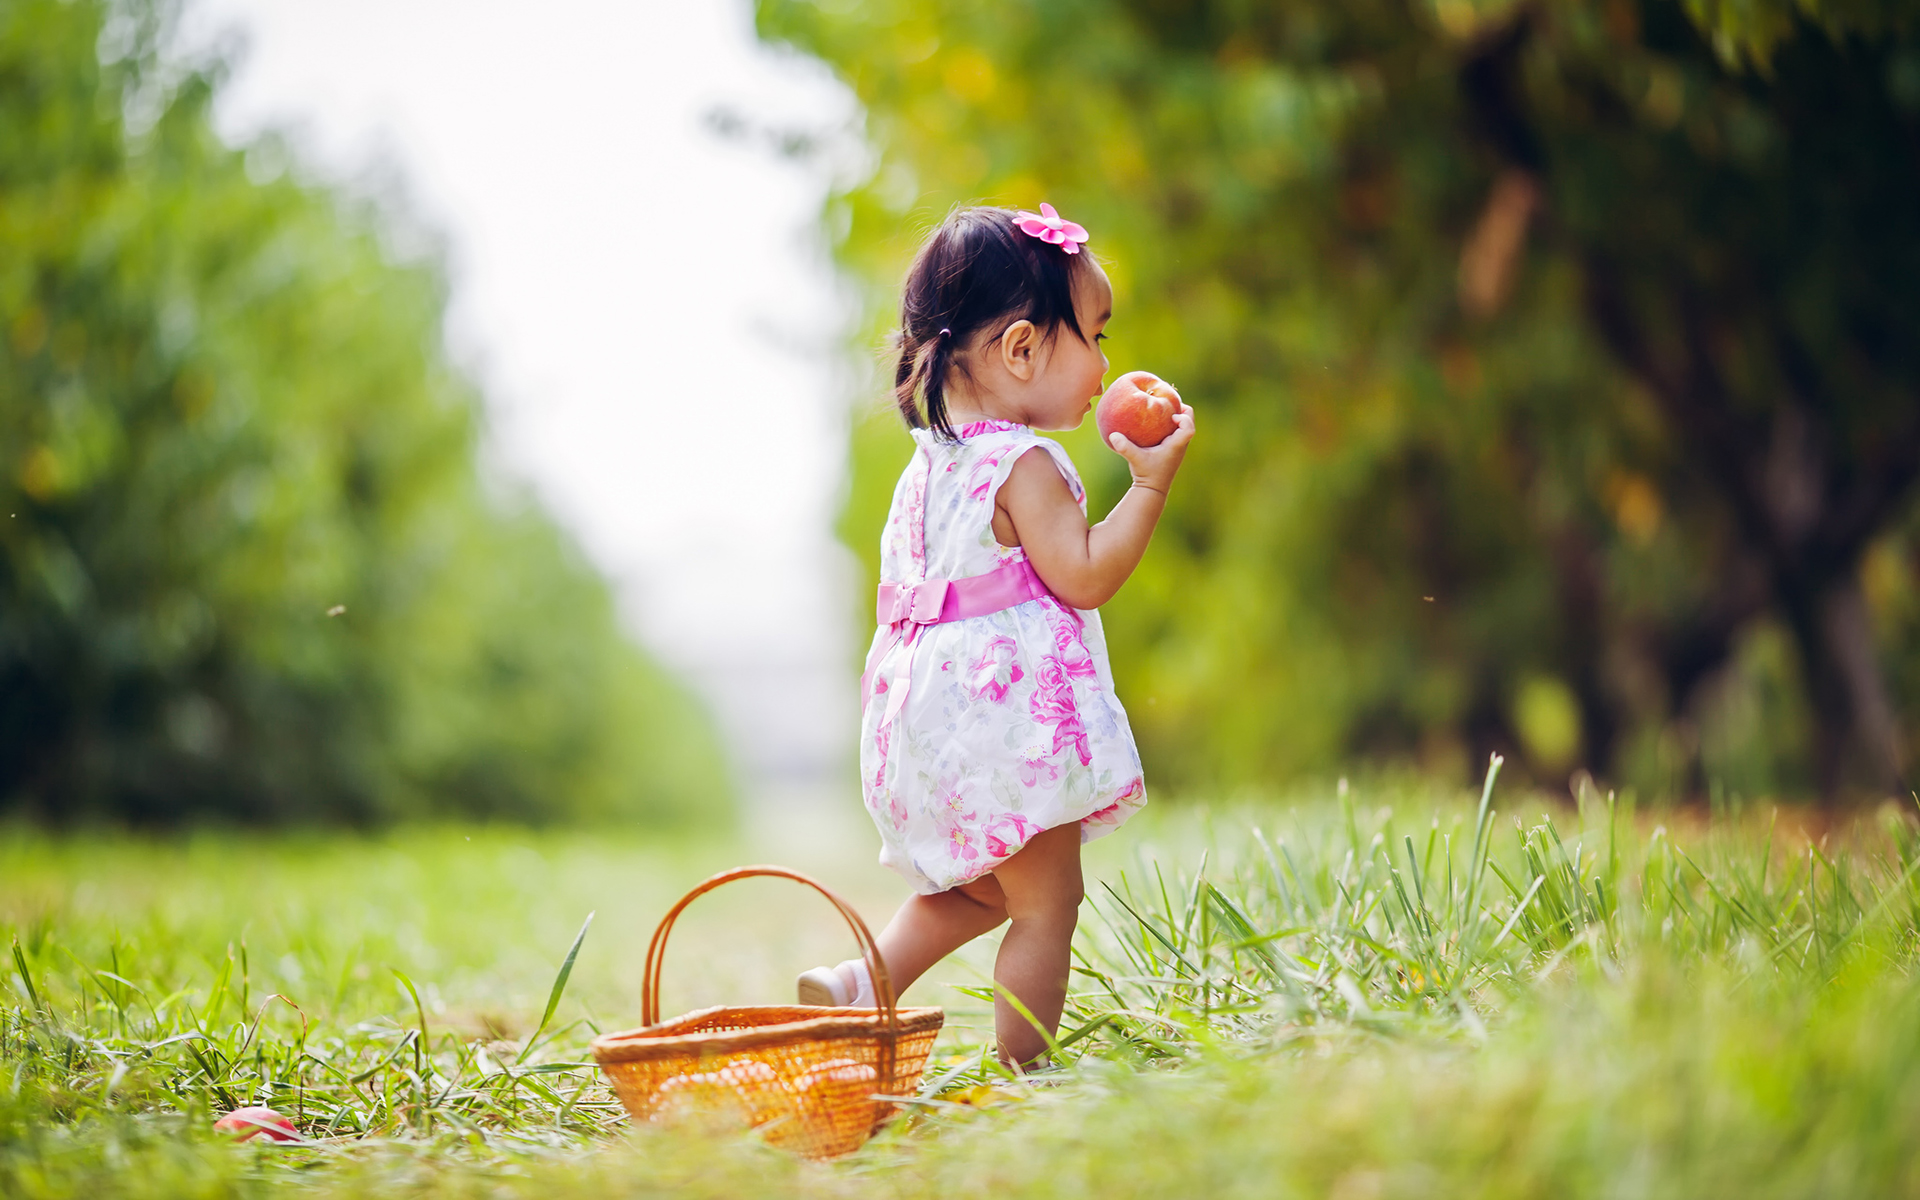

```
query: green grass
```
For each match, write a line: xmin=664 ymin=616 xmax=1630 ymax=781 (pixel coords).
xmin=7 ymin=764 xmax=1920 ymax=1197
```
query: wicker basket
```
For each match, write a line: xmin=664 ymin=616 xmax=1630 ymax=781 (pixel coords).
xmin=591 ymin=866 xmax=945 ymax=1159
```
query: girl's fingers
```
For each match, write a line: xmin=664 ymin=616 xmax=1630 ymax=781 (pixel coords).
xmin=1108 ymin=431 xmax=1138 ymax=455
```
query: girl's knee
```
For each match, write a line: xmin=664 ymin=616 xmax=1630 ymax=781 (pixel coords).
xmin=1061 ymin=883 xmax=1086 ymax=919
xmin=1053 ymin=878 xmax=1085 ymax=913
xmin=1009 ymin=882 xmax=1081 ymax=926
xmin=1051 ymin=862 xmax=1086 ymax=911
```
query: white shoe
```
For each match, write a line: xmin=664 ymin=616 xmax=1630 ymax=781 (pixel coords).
xmin=795 ymin=958 xmax=875 ymax=1007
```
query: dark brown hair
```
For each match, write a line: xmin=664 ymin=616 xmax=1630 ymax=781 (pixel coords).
xmin=893 ymin=205 xmax=1094 ymax=441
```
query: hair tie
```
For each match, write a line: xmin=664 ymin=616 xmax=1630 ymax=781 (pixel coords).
xmin=937 ymin=328 xmax=952 ymax=340
xmin=1014 ymin=202 xmax=1090 ymax=255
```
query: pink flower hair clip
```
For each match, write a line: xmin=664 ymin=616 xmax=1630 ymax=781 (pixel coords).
xmin=1014 ymin=202 xmax=1089 ymax=255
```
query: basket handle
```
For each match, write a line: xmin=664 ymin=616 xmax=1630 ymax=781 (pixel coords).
xmin=640 ymin=865 xmax=901 ymax=1049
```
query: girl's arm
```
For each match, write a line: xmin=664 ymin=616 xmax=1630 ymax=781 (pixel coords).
xmin=995 ymin=407 xmax=1196 ymax=610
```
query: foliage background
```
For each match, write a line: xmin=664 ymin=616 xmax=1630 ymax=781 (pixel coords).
xmin=761 ymin=0 xmax=1920 ymax=803
xmin=0 ymin=0 xmax=730 ymax=824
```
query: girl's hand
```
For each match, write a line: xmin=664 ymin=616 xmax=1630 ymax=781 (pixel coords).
xmin=1106 ymin=403 xmax=1196 ymax=495
xmin=995 ymin=403 xmax=1195 ymax=610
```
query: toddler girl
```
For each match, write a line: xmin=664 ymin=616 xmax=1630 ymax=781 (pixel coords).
xmin=799 ymin=203 xmax=1194 ymax=1066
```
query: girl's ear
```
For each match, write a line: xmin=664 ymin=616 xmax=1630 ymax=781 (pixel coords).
xmin=999 ymin=319 xmax=1039 ymax=381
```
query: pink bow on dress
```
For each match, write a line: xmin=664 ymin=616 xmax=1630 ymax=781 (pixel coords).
xmin=1014 ymin=203 xmax=1089 ymax=254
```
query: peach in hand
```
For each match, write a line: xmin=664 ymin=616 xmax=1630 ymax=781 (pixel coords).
xmin=1096 ymin=371 xmax=1183 ymax=449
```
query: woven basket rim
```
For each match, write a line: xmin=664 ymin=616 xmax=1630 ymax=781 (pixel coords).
xmin=591 ymin=1004 xmax=945 ymax=1064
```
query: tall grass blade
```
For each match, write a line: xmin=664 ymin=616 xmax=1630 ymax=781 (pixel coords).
xmin=1464 ymin=754 xmax=1505 ymax=942
xmin=392 ymin=969 xmax=430 ymax=1082
xmin=519 ymin=911 xmax=594 ymax=1064
xmin=11 ymin=937 xmax=40 ymax=1012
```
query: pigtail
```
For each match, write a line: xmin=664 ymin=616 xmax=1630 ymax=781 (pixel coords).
xmin=892 ymin=326 xmax=958 ymax=441
xmin=923 ymin=328 xmax=956 ymax=441
xmin=893 ymin=336 xmax=932 ymax=430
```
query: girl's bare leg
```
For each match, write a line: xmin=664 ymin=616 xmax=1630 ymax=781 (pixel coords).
xmin=868 ymin=824 xmax=1083 ymax=1065
xmin=872 ymin=874 xmax=1009 ymax=995
xmin=982 ymin=822 xmax=1084 ymax=1066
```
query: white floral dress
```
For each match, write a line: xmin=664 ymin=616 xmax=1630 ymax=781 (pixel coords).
xmin=859 ymin=419 xmax=1147 ymax=894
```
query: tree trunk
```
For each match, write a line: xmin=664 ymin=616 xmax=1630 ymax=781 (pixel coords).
xmin=1780 ymin=572 xmax=1907 ymax=797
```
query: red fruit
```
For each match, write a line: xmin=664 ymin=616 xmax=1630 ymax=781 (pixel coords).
xmin=1096 ymin=371 xmax=1183 ymax=449
xmin=214 ymin=1106 xmax=300 ymax=1143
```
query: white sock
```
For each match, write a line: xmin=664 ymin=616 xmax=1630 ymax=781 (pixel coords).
xmin=834 ymin=959 xmax=876 ymax=1007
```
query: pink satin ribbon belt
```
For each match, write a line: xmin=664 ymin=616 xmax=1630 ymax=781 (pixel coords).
xmin=864 ymin=558 xmax=1055 ymax=726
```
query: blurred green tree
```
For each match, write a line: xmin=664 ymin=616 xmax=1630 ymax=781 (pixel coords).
xmin=761 ymin=0 xmax=1920 ymax=801
xmin=0 ymin=0 xmax=731 ymax=823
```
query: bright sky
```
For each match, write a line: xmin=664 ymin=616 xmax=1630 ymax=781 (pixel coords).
xmin=180 ymin=0 xmax=866 ymax=793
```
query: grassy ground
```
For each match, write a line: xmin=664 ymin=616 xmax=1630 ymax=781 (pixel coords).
xmin=6 ymin=765 xmax=1920 ymax=1197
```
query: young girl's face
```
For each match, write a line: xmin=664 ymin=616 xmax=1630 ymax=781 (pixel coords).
xmin=1025 ymin=260 xmax=1113 ymax=432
